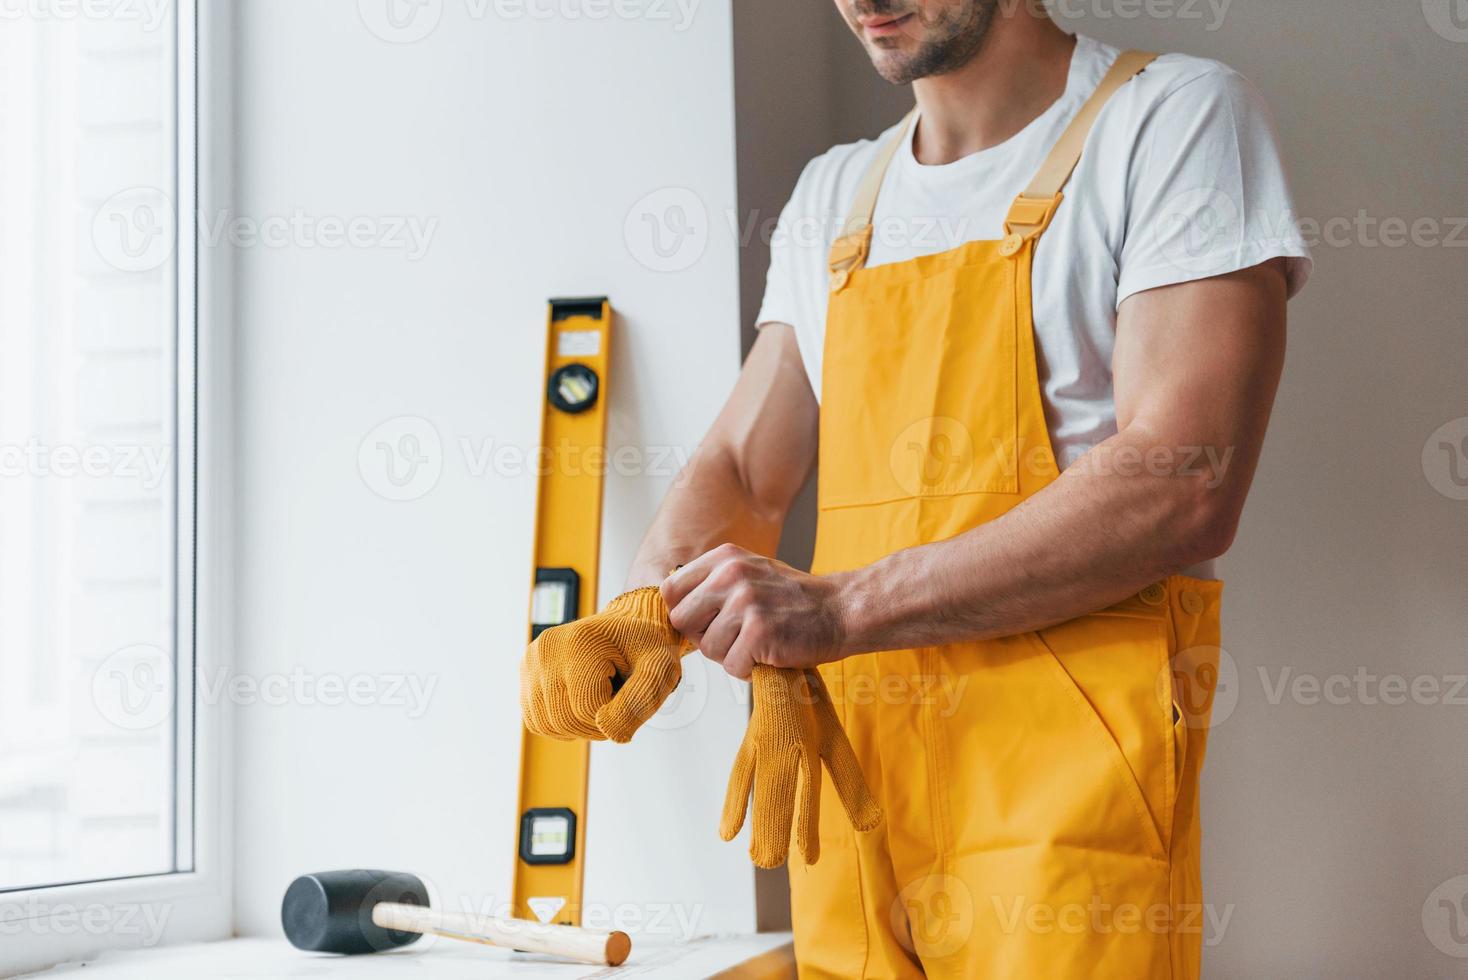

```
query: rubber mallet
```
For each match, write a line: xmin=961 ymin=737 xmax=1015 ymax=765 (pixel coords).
xmin=281 ymin=869 xmax=631 ymax=967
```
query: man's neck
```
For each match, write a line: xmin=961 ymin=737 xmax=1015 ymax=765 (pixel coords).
xmin=911 ymin=17 xmax=1076 ymax=166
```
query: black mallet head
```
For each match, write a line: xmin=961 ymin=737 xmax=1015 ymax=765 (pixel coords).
xmin=282 ymin=869 xmax=429 ymax=955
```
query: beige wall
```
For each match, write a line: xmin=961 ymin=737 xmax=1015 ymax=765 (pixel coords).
xmin=736 ymin=2 xmax=1468 ymax=974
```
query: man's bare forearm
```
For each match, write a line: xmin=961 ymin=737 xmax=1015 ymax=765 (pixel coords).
xmin=625 ymin=323 xmax=819 ymax=592
xmin=625 ymin=445 xmax=787 ymax=589
xmin=832 ymin=425 xmax=1234 ymax=654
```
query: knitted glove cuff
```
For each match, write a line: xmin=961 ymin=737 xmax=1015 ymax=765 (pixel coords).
xmin=605 ymin=586 xmax=673 ymax=625
xmin=751 ymin=665 xmax=817 ymax=712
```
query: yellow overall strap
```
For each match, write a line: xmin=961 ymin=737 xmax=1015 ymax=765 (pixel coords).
xmin=829 ymin=108 xmax=918 ymax=292
xmin=828 ymin=49 xmax=1160 ymax=287
xmin=1000 ymin=49 xmax=1158 ymax=255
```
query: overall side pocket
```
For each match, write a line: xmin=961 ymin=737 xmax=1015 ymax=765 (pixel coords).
xmin=1026 ymin=610 xmax=1177 ymax=860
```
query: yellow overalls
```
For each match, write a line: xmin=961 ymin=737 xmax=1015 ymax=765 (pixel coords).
xmin=789 ymin=51 xmax=1225 ymax=979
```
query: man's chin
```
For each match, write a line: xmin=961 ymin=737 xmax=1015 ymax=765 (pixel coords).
xmin=868 ymin=46 xmax=919 ymax=85
xmin=870 ymin=55 xmax=929 ymax=85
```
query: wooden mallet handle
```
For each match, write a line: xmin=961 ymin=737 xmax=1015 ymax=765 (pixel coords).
xmin=371 ymin=903 xmax=631 ymax=966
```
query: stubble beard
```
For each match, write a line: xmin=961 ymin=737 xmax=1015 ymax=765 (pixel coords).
xmin=864 ymin=0 xmax=1000 ymax=85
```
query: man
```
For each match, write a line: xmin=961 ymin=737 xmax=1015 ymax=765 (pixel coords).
xmin=522 ymin=1 xmax=1310 ymax=976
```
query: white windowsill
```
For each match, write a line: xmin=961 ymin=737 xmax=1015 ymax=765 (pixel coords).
xmin=20 ymin=933 xmax=796 ymax=979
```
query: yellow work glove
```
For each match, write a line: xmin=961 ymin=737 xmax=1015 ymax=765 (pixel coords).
xmin=720 ymin=665 xmax=882 ymax=869
xmin=520 ymin=586 xmax=685 ymax=743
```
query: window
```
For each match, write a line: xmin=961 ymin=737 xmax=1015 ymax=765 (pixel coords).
xmin=0 ymin=1 xmax=194 ymax=895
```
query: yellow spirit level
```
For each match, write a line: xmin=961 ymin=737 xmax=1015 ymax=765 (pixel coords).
xmin=511 ymin=297 xmax=612 ymax=927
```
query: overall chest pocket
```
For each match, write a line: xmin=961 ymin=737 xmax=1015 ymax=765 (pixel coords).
xmin=818 ymin=253 xmax=1020 ymax=510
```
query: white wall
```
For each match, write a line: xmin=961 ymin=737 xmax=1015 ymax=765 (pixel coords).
xmin=229 ymin=0 xmax=754 ymax=939
xmin=747 ymin=2 xmax=1468 ymax=976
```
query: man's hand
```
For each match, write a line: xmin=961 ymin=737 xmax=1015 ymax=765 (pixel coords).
xmin=661 ymin=544 xmax=849 ymax=679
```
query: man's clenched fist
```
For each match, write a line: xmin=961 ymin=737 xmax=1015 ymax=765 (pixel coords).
xmin=662 ymin=544 xmax=852 ymax=680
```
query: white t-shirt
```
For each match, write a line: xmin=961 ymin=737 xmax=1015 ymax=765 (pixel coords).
xmin=757 ymin=35 xmax=1312 ymax=475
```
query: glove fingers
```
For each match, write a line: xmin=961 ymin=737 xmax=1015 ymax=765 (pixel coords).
xmin=595 ymin=650 xmax=681 ymax=743
xmin=803 ymin=667 xmax=841 ymax=726
xmin=719 ymin=738 xmax=757 ymax=842
xmin=795 ymin=747 xmax=820 ymax=867
xmin=562 ymin=652 xmax=622 ymax=740
xmin=544 ymin=679 xmax=607 ymax=741
xmin=806 ymin=670 xmax=882 ymax=832
xmin=519 ymin=633 xmax=606 ymax=740
xmin=749 ymin=748 xmax=800 ymax=870
xmin=820 ymin=713 xmax=883 ymax=833
xmin=519 ymin=629 xmax=596 ymax=739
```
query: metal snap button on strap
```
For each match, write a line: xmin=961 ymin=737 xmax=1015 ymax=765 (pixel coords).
xmin=1139 ymin=583 xmax=1167 ymax=607
xmin=1181 ymin=590 xmax=1205 ymax=616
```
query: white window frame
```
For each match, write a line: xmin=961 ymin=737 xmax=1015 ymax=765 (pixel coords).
xmin=0 ymin=2 xmax=235 ymax=972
